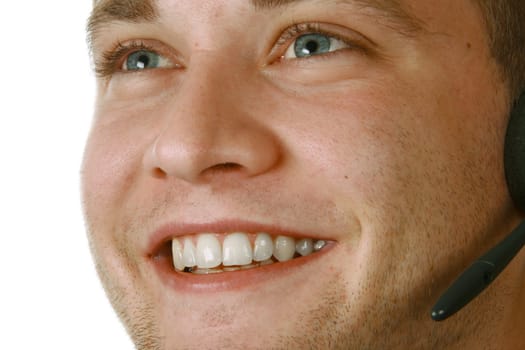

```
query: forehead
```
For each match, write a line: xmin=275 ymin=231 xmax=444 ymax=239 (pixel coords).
xmin=88 ymin=0 xmax=486 ymax=52
xmin=88 ymin=0 xmax=482 ymax=31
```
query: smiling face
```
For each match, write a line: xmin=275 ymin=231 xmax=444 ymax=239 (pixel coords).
xmin=82 ymin=0 xmax=523 ymax=349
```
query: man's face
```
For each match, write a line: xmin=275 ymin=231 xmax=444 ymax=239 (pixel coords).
xmin=82 ymin=0 xmax=516 ymax=348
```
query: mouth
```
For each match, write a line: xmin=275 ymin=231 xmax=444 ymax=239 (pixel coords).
xmin=147 ymin=222 xmax=335 ymax=291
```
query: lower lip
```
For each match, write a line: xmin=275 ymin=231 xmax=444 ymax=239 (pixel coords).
xmin=148 ymin=243 xmax=335 ymax=293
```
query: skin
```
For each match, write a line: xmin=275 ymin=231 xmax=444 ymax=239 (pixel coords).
xmin=82 ymin=0 xmax=525 ymax=349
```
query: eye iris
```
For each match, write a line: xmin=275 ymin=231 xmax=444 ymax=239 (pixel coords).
xmin=294 ymin=34 xmax=331 ymax=58
xmin=126 ymin=51 xmax=159 ymax=70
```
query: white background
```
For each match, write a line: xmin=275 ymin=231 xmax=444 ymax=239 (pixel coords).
xmin=0 ymin=1 xmax=134 ymax=349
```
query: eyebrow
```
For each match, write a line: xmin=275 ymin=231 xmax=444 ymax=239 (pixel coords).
xmin=87 ymin=0 xmax=159 ymax=48
xmin=87 ymin=0 xmax=423 ymax=49
xmin=251 ymin=0 xmax=423 ymax=35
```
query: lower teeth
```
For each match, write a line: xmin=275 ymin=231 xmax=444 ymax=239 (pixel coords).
xmin=192 ymin=268 xmax=223 ymax=275
xmin=185 ymin=259 xmax=275 ymax=274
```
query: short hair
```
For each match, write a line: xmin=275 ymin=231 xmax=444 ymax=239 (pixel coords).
xmin=475 ymin=0 xmax=525 ymax=100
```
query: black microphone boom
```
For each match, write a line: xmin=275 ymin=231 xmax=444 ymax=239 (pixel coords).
xmin=431 ymin=219 xmax=525 ymax=321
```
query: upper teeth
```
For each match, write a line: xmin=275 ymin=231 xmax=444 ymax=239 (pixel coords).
xmin=171 ymin=233 xmax=327 ymax=273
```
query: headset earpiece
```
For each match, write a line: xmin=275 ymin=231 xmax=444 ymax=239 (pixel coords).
xmin=504 ymin=92 xmax=525 ymax=211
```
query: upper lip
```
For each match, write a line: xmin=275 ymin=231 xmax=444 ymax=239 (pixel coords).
xmin=146 ymin=218 xmax=334 ymax=257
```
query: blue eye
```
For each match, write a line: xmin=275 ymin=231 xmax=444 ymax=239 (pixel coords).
xmin=294 ymin=34 xmax=331 ymax=58
xmin=284 ymin=33 xmax=350 ymax=59
xmin=125 ymin=50 xmax=161 ymax=70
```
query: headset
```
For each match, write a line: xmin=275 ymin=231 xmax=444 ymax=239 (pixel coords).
xmin=431 ymin=92 xmax=525 ymax=321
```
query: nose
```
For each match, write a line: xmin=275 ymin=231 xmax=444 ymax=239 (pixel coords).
xmin=143 ymin=56 xmax=281 ymax=183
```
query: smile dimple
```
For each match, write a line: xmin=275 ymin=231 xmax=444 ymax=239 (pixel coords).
xmin=171 ymin=232 xmax=328 ymax=274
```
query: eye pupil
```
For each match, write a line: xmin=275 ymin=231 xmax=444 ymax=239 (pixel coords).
xmin=137 ymin=54 xmax=150 ymax=69
xmin=305 ymin=40 xmax=319 ymax=54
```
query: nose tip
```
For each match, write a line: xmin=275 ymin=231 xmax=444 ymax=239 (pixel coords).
xmin=143 ymin=123 xmax=280 ymax=183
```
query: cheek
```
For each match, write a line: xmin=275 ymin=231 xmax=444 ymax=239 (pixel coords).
xmin=272 ymin=85 xmax=419 ymax=210
xmin=81 ymin=119 xmax=153 ymax=292
xmin=81 ymin=108 xmax=155 ymax=247
xmin=82 ymin=130 xmax=136 ymax=215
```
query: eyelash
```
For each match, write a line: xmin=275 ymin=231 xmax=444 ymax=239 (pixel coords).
xmin=277 ymin=23 xmax=350 ymax=47
xmin=279 ymin=23 xmax=320 ymax=44
xmin=95 ymin=23 xmax=361 ymax=78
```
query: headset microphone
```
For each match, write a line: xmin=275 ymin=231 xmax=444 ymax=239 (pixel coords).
xmin=431 ymin=92 xmax=525 ymax=321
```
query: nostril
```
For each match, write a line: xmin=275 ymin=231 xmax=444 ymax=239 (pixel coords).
xmin=214 ymin=163 xmax=242 ymax=170
xmin=152 ymin=167 xmax=167 ymax=178
xmin=152 ymin=163 xmax=241 ymax=180
xmin=205 ymin=162 xmax=243 ymax=173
